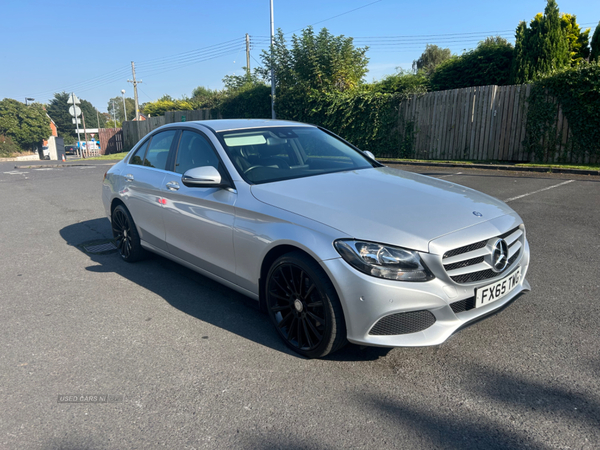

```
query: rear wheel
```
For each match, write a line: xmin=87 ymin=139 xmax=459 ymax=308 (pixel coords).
xmin=266 ymin=252 xmax=347 ymax=358
xmin=111 ymin=204 xmax=146 ymax=262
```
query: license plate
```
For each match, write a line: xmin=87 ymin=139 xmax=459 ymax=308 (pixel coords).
xmin=475 ymin=267 xmax=521 ymax=308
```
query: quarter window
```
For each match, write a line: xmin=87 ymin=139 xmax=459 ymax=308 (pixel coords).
xmin=143 ymin=130 xmax=177 ymax=170
xmin=129 ymin=140 xmax=149 ymax=166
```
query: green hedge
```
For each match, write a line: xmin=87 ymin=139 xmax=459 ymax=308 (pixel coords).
xmin=276 ymin=89 xmax=410 ymax=156
xmin=524 ymin=62 xmax=600 ymax=162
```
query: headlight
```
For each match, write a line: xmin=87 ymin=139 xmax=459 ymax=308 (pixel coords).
xmin=334 ymin=240 xmax=434 ymax=282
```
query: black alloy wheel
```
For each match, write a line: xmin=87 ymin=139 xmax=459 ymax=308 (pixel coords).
xmin=111 ymin=204 xmax=146 ymax=262
xmin=266 ymin=252 xmax=346 ymax=358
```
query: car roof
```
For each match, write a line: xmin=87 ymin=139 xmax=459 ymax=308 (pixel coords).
xmin=158 ymin=119 xmax=315 ymax=133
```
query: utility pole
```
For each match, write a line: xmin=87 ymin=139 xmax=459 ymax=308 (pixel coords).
xmin=128 ymin=61 xmax=142 ymax=121
xmin=270 ymin=0 xmax=276 ymax=119
xmin=246 ymin=33 xmax=250 ymax=75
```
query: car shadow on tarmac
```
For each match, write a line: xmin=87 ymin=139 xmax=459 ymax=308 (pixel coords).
xmin=59 ymin=218 xmax=390 ymax=361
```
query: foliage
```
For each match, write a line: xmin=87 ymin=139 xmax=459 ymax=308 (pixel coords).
xmin=46 ymin=92 xmax=104 ymax=139
xmin=511 ymin=0 xmax=571 ymax=84
xmin=370 ymin=70 xmax=429 ymax=95
xmin=430 ymin=37 xmax=514 ymax=90
xmin=412 ymin=44 xmax=452 ymax=76
xmin=0 ymin=134 xmax=20 ymax=157
xmin=107 ymin=96 xmax=136 ymax=122
xmin=560 ymin=13 xmax=590 ymax=64
xmin=220 ymin=85 xmax=271 ymax=119
xmin=590 ymin=21 xmax=600 ymax=62
xmin=258 ymin=27 xmax=369 ymax=92
xmin=0 ymin=99 xmax=51 ymax=151
xmin=523 ymin=62 xmax=600 ymax=162
xmin=274 ymin=88 xmax=415 ymax=156
xmin=105 ymin=120 xmax=122 ymax=128
xmin=190 ymin=86 xmax=223 ymax=109
xmin=142 ymin=95 xmax=194 ymax=116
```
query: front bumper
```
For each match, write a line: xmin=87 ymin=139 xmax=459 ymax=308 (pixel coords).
xmin=322 ymin=239 xmax=530 ymax=348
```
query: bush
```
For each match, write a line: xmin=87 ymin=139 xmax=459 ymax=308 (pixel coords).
xmin=0 ymin=135 xmax=21 ymax=157
xmin=524 ymin=62 xmax=600 ymax=161
xmin=430 ymin=37 xmax=514 ymax=90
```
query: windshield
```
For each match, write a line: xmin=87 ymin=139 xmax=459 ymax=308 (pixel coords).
xmin=217 ymin=126 xmax=376 ymax=184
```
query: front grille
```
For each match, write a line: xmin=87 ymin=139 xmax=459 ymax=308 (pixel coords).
xmin=369 ymin=310 xmax=436 ymax=336
xmin=442 ymin=226 xmax=524 ymax=285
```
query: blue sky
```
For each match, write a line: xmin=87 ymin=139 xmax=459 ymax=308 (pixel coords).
xmin=2 ymin=0 xmax=598 ymax=113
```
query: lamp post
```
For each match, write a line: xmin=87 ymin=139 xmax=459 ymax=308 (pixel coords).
xmin=270 ymin=0 xmax=275 ymax=119
xmin=121 ymin=89 xmax=127 ymax=123
xmin=25 ymin=97 xmax=35 ymax=106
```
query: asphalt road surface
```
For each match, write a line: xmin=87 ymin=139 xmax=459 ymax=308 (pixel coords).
xmin=1 ymin=160 xmax=599 ymax=449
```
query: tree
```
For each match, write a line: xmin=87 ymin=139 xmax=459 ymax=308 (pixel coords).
xmin=560 ymin=13 xmax=590 ymax=65
xmin=190 ymin=86 xmax=223 ymax=109
xmin=0 ymin=98 xmax=51 ymax=151
xmin=430 ymin=37 xmax=514 ymax=90
xmin=590 ymin=21 xmax=600 ymax=62
xmin=370 ymin=69 xmax=429 ymax=94
xmin=511 ymin=0 xmax=571 ymax=83
xmin=47 ymin=92 xmax=105 ymax=139
xmin=412 ymin=44 xmax=452 ymax=75
xmin=107 ymin=96 xmax=135 ymax=122
xmin=258 ymin=27 xmax=369 ymax=93
xmin=142 ymin=95 xmax=193 ymax=117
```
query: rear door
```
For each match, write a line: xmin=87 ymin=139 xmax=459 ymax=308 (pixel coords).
xmin=122 ymin=129 xmax=179 ymax=251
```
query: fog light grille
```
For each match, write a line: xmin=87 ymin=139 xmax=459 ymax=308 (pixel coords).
xmin=369 ymin=310 xmax=436 ymax=336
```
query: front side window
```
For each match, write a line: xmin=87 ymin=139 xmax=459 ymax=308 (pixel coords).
xmin=174 ymin=131 xmax=220 ymax=174
xmin=143 ymin=130 xmax=177 ymax=170
xmin=217 ymin=126 xmax=376 ymax=184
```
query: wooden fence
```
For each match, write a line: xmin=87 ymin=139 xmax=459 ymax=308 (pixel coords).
xmin=98 ymin=128 xmax=123 ymax=155
xmin=392 ymin=84 xmax=593 ymax=163
xmin=119 ymin=86 xmax=591 ymax=164
xmin=122 ymin=109 xmax=219 ymax=152
xmin=392 ymin=85 xmax=533 ymax=161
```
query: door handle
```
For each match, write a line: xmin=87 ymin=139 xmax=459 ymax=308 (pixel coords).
xmin=166 ymin=181 xmax=180 ymax=191
xmin=125 ymin=174 xmax=134 ymax=182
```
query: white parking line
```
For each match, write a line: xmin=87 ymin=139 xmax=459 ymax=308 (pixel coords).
xmin=504 ymin=180 xmax=575 ymax=203
xmin=3 ymin=171 xmax=29 ymax=175
xmin=437 ymin=172 xmax=462 ymax=178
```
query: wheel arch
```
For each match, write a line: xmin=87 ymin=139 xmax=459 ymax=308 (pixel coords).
xmin=258 ymin=245 xmax=326 ymax=313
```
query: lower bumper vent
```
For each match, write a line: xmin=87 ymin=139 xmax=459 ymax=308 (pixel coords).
xmin=450 ymin=297 xmax=476 ymax=314
xmin=369 ymin=310 xmax=436 ymax=336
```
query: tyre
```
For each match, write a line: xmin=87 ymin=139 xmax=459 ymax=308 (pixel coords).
xmin=111 ymin=204 xmax=147 ymax=262
xmin=266 ymin=252 xmax=347 ymax=358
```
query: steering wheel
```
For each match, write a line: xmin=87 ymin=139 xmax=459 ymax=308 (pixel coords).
xmin=243 ymin=165 xmax=263 ymax=175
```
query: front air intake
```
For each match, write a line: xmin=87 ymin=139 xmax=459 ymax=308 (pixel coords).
xmin=369 ymin=310 xmax=436 ymax=336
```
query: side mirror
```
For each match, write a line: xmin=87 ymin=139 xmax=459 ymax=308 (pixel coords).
xmin=363 ymin=150 xmax=376 ymax=161
xmin=181 ymin=166 xmax=224 ymax=188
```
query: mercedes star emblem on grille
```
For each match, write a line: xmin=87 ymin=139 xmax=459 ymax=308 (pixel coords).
xmin=491 ymin=238 xmax=509 ymax=272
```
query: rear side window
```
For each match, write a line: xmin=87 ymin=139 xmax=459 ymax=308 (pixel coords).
xmin=143 ymin=130 xmax=177 ymax=170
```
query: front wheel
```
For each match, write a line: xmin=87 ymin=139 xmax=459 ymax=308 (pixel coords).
xmin=266 ymin=252 xmax=347 ymax=358
xmin=111 ymin=204 xmax=146 ymax=262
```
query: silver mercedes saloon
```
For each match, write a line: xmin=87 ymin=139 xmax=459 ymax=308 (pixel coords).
xmin=102 ymin=119 xmax=530 ymax=358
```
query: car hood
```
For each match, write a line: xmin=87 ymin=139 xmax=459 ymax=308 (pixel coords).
xmin=250 ymin=167 xmax=516 ymax=252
